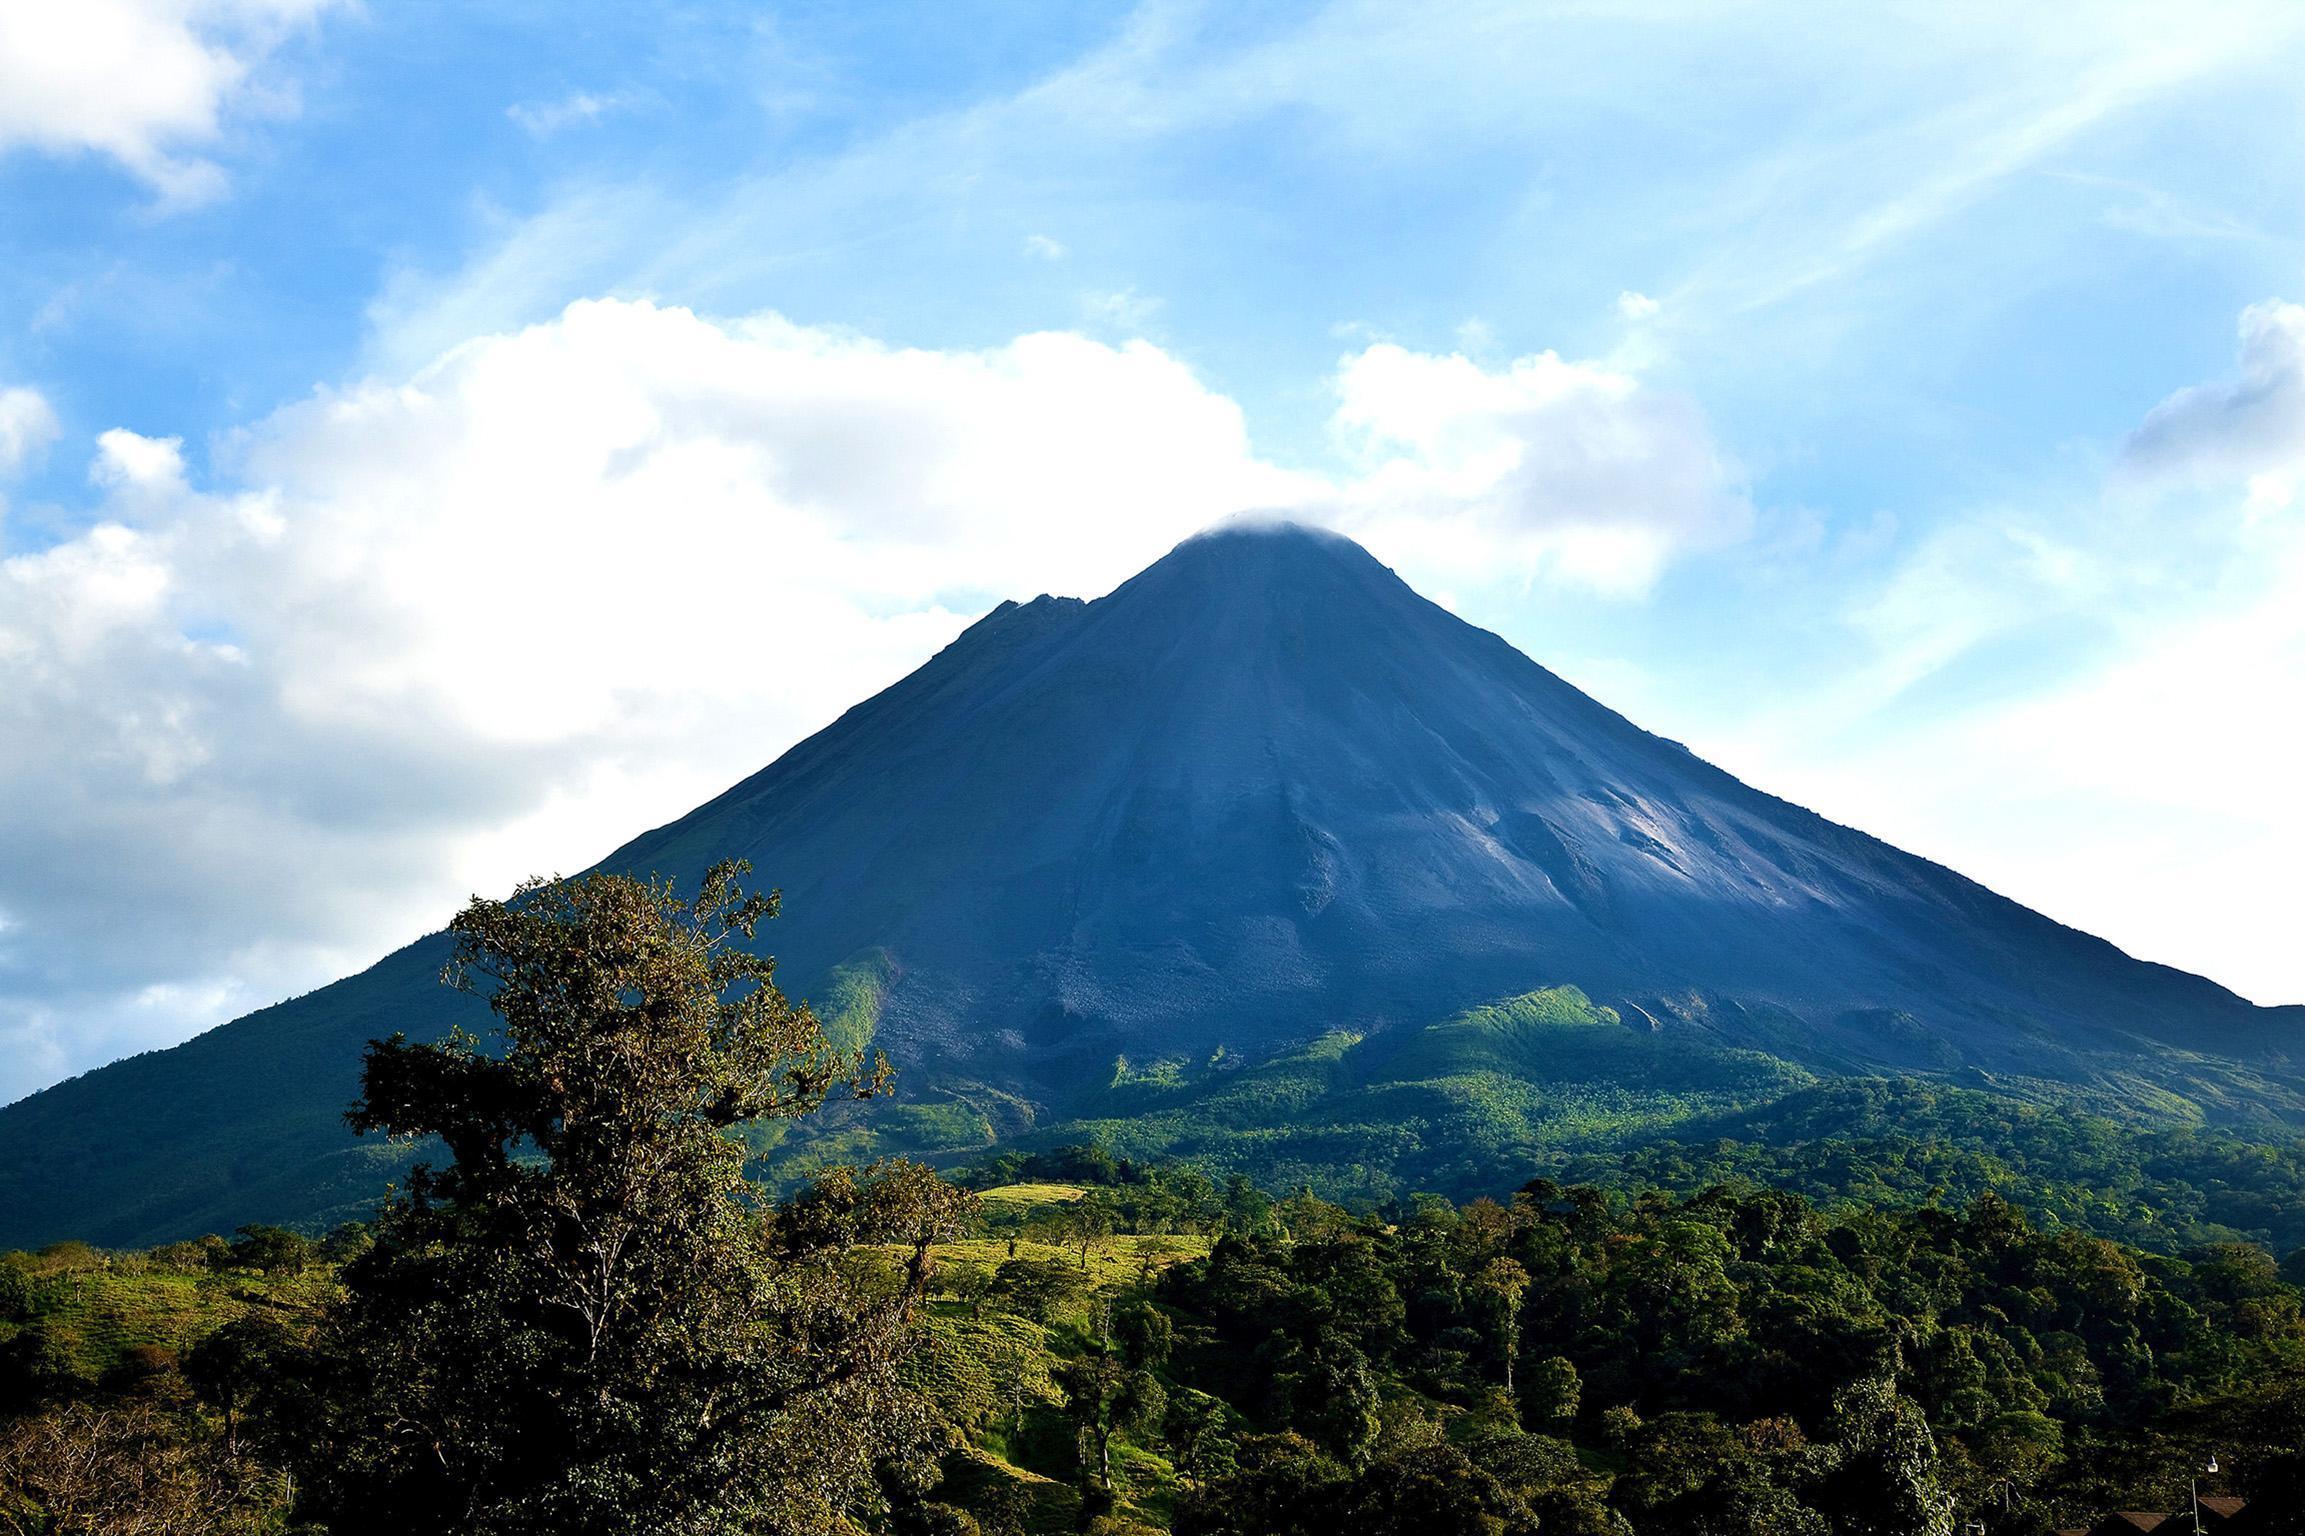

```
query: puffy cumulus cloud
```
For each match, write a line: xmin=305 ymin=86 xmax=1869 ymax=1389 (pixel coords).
xmin=1329 ymin=343 xmax=1750 ymax=595
xmin=0 ymin=303 xmax=1289 ymax=1099
xmin=0 ymin=300 xmax=1746 ymax=1101
xmin=0 ymin=388 xmax=60 ymax=477
xmin=0 ymin=0 xmax=337 ymax=204
xmin=89 ymin=428 xmax=191 ymax=495
xmin=218 ymin=301 xmax=1307 ymax=753
xmin=2121 ymin=300 xmax=2305 ymax=512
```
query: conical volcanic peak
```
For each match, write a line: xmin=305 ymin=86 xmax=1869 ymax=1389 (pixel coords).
xmin=0 ymin=522 xmax=2296 ymax=1247
xmin=600 ymin=518 xmax=2284 ymax=1089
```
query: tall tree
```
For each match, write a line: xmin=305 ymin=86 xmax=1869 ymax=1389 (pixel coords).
xmin=1473 ymin=1256 xmax=1530 ymax=1399
xmin=1056 ymin=1348 xmax=1166 ymax=1498
xmin=290 ymin=861 xmax=954 ymax=1536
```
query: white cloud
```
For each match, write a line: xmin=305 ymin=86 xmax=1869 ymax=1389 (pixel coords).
xmin=1695 ymin=297 xmax=2305 ymax=1006
xmin=1329 ymin=343 xmax=1750 ymax=594
xmin=1616 ymin=291 xmax=1661 ymax=321
xmin=363 ymin=0 xmax=2305 ymax=389
xmin=1452 ymin=319 xmax=1498 ymax=356
xmin=90 ymin=428 xmax=190 ymax=494
xmin=0 ymin=0 xmax=336 ymax=204
xmin=1930 ymin=543 xmax=2305 ymax=1005
xmin=506 ymin=91 xmax=631 ymax=139
xmin=0 ymin=301 xmax=1745 ymax=1101
xmin=0 ymin=302 xmax=1292 ymax=1099
xmin=1023 ymin=233 xmax=1068 ymax=261
xmin=1080 ymin=286 xmax=1163 ymax=330
xmin=0 ymin=388 xmax=60 ymax=477
xmin=2120 ymin=300 xmax=2305 ymax=507
xmin=1719 ymin=519 xmax=2305 ymax=1007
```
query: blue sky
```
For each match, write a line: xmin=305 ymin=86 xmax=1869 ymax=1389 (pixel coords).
xmin=3 ymin=0 xmax=2303 ymax=1102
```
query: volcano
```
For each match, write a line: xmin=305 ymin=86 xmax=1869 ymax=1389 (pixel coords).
xmin=3 ymin=522 xmax=2297 ymax=1246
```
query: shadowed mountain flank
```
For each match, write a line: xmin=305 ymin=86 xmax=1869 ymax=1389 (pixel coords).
xmin=2 ymin=522 xmax=2296 ymax=1245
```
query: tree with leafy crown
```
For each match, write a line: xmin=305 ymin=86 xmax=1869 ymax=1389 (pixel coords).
xmin=282 ymin=860 xmax=969 ymax=1536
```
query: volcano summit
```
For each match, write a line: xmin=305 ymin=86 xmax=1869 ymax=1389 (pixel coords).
xmin=2 ymin=522 xmax=2297 ymax=1245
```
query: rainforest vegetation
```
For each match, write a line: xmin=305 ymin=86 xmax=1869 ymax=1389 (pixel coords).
xmin=8 ymin=865 xmax=2305 ymax=1533
xmin=14 ymin=1157 xmax=2305 ymax=1533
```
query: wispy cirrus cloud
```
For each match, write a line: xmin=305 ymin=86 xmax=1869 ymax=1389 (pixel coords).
xmin=363 ymin=0 xmax=2305 ymax=385
xmin=506 ymin=90 xmax=637 ymax=139
xmin=1697 ymin=296 xmax=2305 ymax=1006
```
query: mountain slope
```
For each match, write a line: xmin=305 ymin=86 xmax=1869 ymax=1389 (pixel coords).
xmin=2 ymin=522 xmax=2297 ymax=1246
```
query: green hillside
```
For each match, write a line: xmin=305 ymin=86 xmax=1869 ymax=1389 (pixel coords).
xmin=736 ymin=990 xmax=2305 ymax=1260
xmin=16 ymin=977 xmax=2305 ymax=1271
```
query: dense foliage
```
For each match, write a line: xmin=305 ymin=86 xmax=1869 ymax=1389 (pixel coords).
xmin=1154 ymin=1182 xmax=2305 ymax=1534
xmin=0 ymin=865 xmax=980 ymax=1536
xmin=300 ymin=861 xmax=979 ymax=1535
xmin=889 ymin=1169 xmax=2305 ymax=1536
xmin=737 ymin=989 xmax=2305 ymax=1274
xmin=12 ymin=890 xmax=2305 ymax=1532
xmin=14 ymin=1165 xmax=2305 ymax=1533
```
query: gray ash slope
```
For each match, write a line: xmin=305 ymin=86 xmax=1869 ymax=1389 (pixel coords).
xmin=1 ymin=521 xmax=2297 ymax=1247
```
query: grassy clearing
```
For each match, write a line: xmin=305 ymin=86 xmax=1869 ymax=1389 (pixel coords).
xmin=975 ymin=1181 xmax=1089 ymax=1207
xmin=1 ymin=1250 xmax=333 ymax=1379
xmin=890 ymin=1230 xmax=1216 ymax=1530
xmin=930 ymin=1233 xmax=1209 ymax=1293
xmin=6 ymin=1215 xmax=1216 ymax=1531
xmin=937 ymin=1446 xmax=1084 ymax=1533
